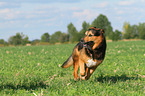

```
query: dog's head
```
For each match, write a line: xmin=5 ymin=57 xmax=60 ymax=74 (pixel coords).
xmin=83 ymin=27 xmax=105 ymax=47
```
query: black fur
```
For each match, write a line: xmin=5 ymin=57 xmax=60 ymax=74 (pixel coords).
xmin=88 ymin=28 xmax=101 ymax=36
xmin=77 ymin=39 xmax=94 ymax=57
xmin=77 ymin=33 xmax=106 ymax=60
xmin=78 ymin=40 xmax=84 ymax=51
xmin=77 ymin=37 xmax=106 ymax=60
xmin=93 ymin=37 xmax=106 ymax=60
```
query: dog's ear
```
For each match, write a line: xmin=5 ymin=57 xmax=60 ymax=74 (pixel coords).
xmin=85 ymin=31 xmax=88 ymax=35
xmin=100 ymin=29 xmax=104 ymax=34
xmin=94 ymin=29 xmax=104 ymax=36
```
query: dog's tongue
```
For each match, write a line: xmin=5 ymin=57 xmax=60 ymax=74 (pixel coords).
xmin=83 ymin=44 xmax=87 ymax=47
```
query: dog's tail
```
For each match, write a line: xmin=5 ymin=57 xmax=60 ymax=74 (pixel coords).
xmin=61 ymin=55 xmax=73 ymax=68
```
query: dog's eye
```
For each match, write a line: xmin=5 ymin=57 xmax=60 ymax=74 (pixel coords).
xmin=89 ymin=34 xmax=93 ymax=37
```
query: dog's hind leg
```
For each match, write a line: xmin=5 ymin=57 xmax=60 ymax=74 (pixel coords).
xmin=73 ymin=57 xmax=80 ymax=81
xmin=79 ymin=59 xmax=85 ymax=76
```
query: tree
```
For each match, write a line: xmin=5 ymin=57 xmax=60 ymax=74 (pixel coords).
xmin=131 ymin=25 xmax=139 ymax=39
xmin=0 ymin=39 xmax=5 ymax=44
xmin=8 ymin=32 xmax=29 ymax=45
xmin=0 ymin=39 xmax=8 ymax=46
xmin=91 ymin=14 xmax=113 ymax=39
xmin=79 ymin=21 xmax=90 ymax=39
xmin=50 ymin=31 xmax=62 ymax=43
xmin=110 ymin=30 xmax=122 ymax=41
xmin=67 ymin=23 xmax=79 ymax=42
xmin=59 ymin=33 xmax=69 ymax=43
xmin=138 ymin=23 xmax=145 ymax=39
xmin=31 ymin=39 xmax=40 ymax=45
xmin=50 ymin=31 xmax=69 ymax=44
xmin=122 ymin=22 xmax=129 ymax=39
xmin=41 ymin=33 xmax=50 ymax=42
xmin=123 ymin=22 xmax=139 ymax=39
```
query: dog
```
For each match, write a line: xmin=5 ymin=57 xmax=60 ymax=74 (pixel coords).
xmin=61 ymin=27 xmax=106 ymax=80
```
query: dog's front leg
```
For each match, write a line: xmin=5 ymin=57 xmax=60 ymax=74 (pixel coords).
xmin=85 ymin=66 xmax=97 ymax=80
xmin=83 ymin=60 xmax=103 ymax=80
xmin=79 ymin=47 xmax=92 ymax=80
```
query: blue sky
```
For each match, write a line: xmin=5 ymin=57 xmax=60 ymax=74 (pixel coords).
xmin=0 ymin=0 xmax=145 ymax=41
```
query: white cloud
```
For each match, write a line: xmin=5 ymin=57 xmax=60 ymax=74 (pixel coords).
xmin=73 ymin=9 xmax=98 ymax=21
xmin=97 ymin=2 xmax=108 ymax=8
xmin=141 ymin=0 xmax=145 ymax=2
xmin=0 ymin=8 xmax=16 ymax=20
xmin=72 ymin=9 xmax=99 ymax=30
xmin=70 ymin=7 xmax=81 ymax=11
xmin=92 ymin=1 xmax=108 ymax=8
xmin=117 ymin=10 xmax=124 ymax=14
xmin=0 ymin=8 xmax=22 ymax=20
xmin=0 ymin=8 xmax=10 ymax=13
xmin=0 ymin=2 xmax=6 ymax=6
xmin=118 ymin=1 xmax=135 ymax=6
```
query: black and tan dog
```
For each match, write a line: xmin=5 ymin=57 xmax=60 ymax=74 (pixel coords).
xmin=61 ymin=27 xmax=106 ymax=80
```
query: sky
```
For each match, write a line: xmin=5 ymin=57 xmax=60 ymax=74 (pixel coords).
xmin=0 ymin=0 xmax=145 ymax=41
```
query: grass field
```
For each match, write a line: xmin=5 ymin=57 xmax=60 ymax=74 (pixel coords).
xmin=0 ymin=40 xmax=145 ymax=96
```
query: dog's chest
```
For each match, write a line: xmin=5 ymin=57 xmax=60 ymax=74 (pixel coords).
xmin=86 ymin=59 xmax=97 ymax=67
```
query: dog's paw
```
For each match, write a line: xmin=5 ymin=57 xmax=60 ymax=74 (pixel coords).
xmin=74 ymin=76 xmax=79 ymax=81
xmin=80 ymin=72 xmax=85 ymax=76
xmin=80 ymin=76 xmax=86 ymax=80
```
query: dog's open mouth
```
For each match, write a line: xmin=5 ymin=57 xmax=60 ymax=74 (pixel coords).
xmin=83 ymin=41 xmax=94 ymax=47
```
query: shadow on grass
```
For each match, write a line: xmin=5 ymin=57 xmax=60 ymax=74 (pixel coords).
xmin=95 ymin=74 xmax=140 ymax=83
xmin=0 ymin=81 xmax=49 ymax=91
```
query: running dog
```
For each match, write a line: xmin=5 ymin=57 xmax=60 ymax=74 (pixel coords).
xmin=61 ymin=27 xmax=106 ymax=80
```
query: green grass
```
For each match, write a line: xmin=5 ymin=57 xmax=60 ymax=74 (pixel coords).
xmin=0 ymin=41 xmax=145 ymax=96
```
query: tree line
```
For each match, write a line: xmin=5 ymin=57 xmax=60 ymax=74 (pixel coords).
xmin=0 ymin=14 xmax=145 ymax=46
